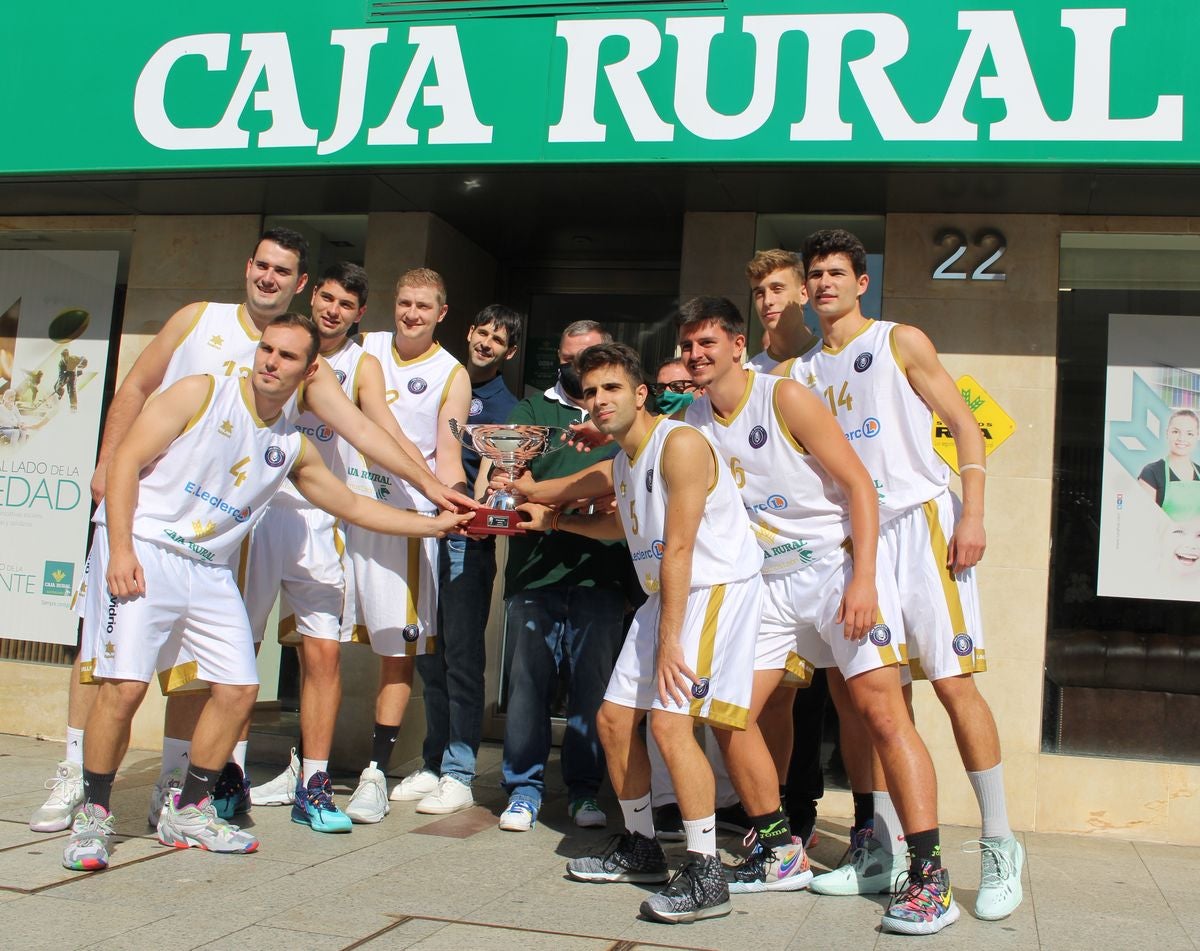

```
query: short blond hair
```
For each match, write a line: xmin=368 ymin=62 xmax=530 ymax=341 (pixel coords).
xmin=746 ymin=249 xmax=804 ymax=284
xmin=395 ymin=267 xmax=446 ymax=306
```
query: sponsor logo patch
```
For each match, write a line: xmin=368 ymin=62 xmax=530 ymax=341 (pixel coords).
xmin=42 ymin=561 xmax=73 ymax=597
xmin=315 ymin=424 xmax=334 ymax=442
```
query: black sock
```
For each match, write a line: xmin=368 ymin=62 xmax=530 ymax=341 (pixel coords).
xmin=371 ymin=723 xmax=401 ymax=771
xmin=750 ymin=807 xmax=792 ymax=848
xmin=777 ymin=785 xmax=789 ymax=816
xmin=853 ymin=792 xmax=874 ymax=831
xmin=82 ymin=769 xmax=116 ymax=812
xmin=179 ymin=764 xmax=219 ymax=808
xmin=906 ymin=828 xmax=942 ymax=878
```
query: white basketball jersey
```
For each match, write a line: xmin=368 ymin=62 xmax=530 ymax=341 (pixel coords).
xmin=290 ymin=337 xmax=365 ymax=476
xmin=686 ymin=372 xmax=848 ymax=573
xmin=345 ymin=335 xmax=462 ymax=509
xmin=97 ymin=376 xmax=305 ymax=565
xmin=792 ymin=319 xmax=949 ymax=522
xmin=160 ymin=302 xmax=261 ymax=389
xmin=613 ymin=418 xmax=762 ymax=596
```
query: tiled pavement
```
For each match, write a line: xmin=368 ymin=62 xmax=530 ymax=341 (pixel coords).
xmin=1 ymin=733 xmax=1197 ymax=950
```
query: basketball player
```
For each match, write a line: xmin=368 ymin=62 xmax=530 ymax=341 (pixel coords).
xmin=790 ymin=229 xmax=1021 ymax=928
xmin=744 ymin=249 xmax=818 ymax=373
xmin=341 ymin=268 xmax=472 ymax=823
xmin=522 ymin=342 xmax=764 ymax=925
xmin=62 ymin=315 xmax=469 ymax=872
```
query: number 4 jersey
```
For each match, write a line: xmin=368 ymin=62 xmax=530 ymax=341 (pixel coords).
xmin=791 ymin=319 xmax=949 ymax=524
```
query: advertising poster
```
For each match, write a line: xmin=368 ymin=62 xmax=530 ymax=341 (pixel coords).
xmin=1098 ymin=314 xmax=1200 ymax=603
xmin=0 ymin=251 xmax=118 ymax=644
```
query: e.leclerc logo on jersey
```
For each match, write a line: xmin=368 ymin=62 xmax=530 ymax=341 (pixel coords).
xmin=845 ymin=417 xmax=881 ymax=441
xmin=750 ymin=494 xmax=788 ymax=513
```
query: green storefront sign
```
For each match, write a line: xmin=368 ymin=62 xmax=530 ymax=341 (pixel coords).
xmin=4 ymin=1 xmax=1193 ymax=174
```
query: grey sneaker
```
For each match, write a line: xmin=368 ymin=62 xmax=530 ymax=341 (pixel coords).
xmin=250 ymin=748 xmax=300 ymax=805
xmin=31 ymin=760 xmax=84 ymax=832
xmin=640 ymin=852 xmax=732 ymax=924
xmin=157 ymin=795 xmax=259 ymax=853
xmin=62 ymin=803 xmax=115 ymax=871
xmin=147 ymin=768 xmax=184 ymax=827
xmin=566 ymin=831 xmax=669 ymax=883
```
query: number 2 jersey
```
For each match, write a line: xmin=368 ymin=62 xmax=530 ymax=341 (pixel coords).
xmin=613 ymin=417 xmax=762 ymax=596
xmin=685 ymin=371 xmax=848 ymax=573
xmin=94 ymin=376 xmax=306 ymax=566
xmin=791 ymin=319 xmax=949 ymax=524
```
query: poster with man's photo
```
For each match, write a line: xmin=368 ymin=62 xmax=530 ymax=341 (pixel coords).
xmin=0 ymin=251 xmax=117 ymax=644
xmin=1098 ymin=314 xmax=1200 ymax=602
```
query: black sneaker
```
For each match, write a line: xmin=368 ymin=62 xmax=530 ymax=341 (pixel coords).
xmin=723 ymin=838 xmax=814 ymax=893
xmin=212 ymin=763 xmax=251 ymax=821
xmin=566 ymin=831 xmax=669 ymax=883
xmin=654 ymin=803 xmax=685 ymax=842
xmin=640 ymin=852 xmax=733 ymax=924
xmin=714 ymin=801 xmax=752 ymax=835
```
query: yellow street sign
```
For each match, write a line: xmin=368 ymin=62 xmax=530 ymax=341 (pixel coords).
xmin=932 ymin=375 xmax=1016 ymax=472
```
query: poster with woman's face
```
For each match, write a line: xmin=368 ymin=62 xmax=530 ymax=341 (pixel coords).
xmin=1098 ymin=314 xmax=1200 ymax=602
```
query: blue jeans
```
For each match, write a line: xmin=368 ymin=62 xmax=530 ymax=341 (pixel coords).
xmin=501 ymin=586 xmax=625 ymax=810
xmin=415 ymin=536 xmax=496 ymax=785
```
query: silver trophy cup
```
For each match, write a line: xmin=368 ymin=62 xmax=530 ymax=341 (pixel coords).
xmin=449 ymin=420 xmax=570 ymax=534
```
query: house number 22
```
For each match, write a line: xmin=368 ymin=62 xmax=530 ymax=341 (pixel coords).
xmin=932 ymin=229 xmax=1007 ymax=281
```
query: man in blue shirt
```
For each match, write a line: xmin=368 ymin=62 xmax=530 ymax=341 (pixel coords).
xmin=397 ymin=305 xmax=522 ymax=813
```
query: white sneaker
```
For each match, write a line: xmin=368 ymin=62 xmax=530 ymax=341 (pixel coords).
xmin=416 ymin=775 xmax=474 ymax=815
xmin=157 ymin=795 xmax=259 ymax=853
xmin=971 ymin=834 xmax=1025 ymax=920
xmin=147 ymin=768 xmax=184 ymax=828
xmin=499 ymin=799 xmax=537 ymax=831
xmin=389 ymin=767 xmax=439 ymax=802
xmin=345 ymin=767 xmax=390 ymax=824
xmin=30 ymin=760 xmax=84 ymax=832
xmin=568 ymin=797 xmax=607 ymax=829
xmin=250 ymin=748 xmax=300 ymax=806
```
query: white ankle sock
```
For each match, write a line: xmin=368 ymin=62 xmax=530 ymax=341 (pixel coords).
xmin=161 ymin=736 xmax=190 ymax=777
xmin=231 ymin=740 xmax=248 ymax=772
xmin=967 ymin=764 xmax=1012 ymax=839
xmin=873 ymin=791 xmax=905 ymax=856
xmin=65 ymin=727 xmax=84 ymax=766
xmin=302 ymin=758 xmax=329 ymax=780
xmin=683 ymin=815 xmax=717 ymax=857
xmin=620 ymin=793 xmax=655 ymax=839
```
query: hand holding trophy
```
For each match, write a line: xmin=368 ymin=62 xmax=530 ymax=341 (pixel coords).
xmin=449 ymin=420 xmax=569 ymax=534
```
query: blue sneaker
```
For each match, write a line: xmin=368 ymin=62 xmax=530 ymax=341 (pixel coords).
xmin=291 ymin=771 xmax=352 ymax=834
xmin=212 ymin=763 xmax=252 ymax=821
xmin=499 ymin=798 xmax=537 ymax=831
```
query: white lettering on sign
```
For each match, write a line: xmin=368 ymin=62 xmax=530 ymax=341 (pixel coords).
xmin=133 ymin=9 xmax=1183 ymax=152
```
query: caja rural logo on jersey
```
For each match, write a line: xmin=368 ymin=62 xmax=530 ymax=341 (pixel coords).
xmin=854 ymin=352 xmax=873 ymax=372
xmin=748 ymin=425 xmax=768 ymax=449
xmin=408 ymin=377 xmax=428 ymax=394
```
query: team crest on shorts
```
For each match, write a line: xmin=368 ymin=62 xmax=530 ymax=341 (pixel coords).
xmin=402 ymin=624 xmax=420 ymax=642
xmin=691 ymin=677 xmax=710 ymax=699
xmin=408 ymin=378 xmax=428 ymax=395
xmin=645 ymin=468 xmax=654 ymax=493
xmin=952 ymin=633 xmax=974 ymax=656
xmin=854 ymin=353 xmax=873 ymax=372
xmin=868 ymin=623 xmax=892 ymax=647
xmin=748 ymin=425 xmax=768 ymax=449
xmin=469 ymin=396 xmax=483 ymax=417
xmin=264 ymin=446 xmax=287 ymax=467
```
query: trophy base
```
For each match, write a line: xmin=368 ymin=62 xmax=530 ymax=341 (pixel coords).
xmin=467 ymin=506 xmax=529 ymax=536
